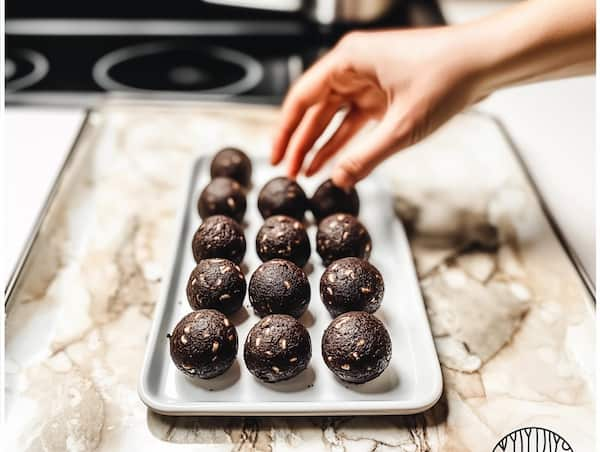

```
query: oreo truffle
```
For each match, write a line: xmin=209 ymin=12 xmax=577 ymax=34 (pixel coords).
xmin=249 ymin=259 xmax=310 ymax=318
xmin=320 ymin=257 xmax=384 ymax=317
xmin=192 ymin=215 xmax=246 ymax=264
xmin=257 ymin=177 xmax=308 ymax=220
xmin=197 ymin=177 xmax=246 ymax=223
xmin=256 ymin=215 xmax=310 ymax=268
xmin=210 ymin=147 xmax=252 ymax=187
xmin=169 ymin=310 xmax=238 ymax=379
xmin=244 ymin=314 xmax=311 ymax=383
xmin=311 ymin=179 xmax=359 ymax=222
xmin=186 ymin=258 xmax=246 ymax=315
xmin=316 ymin=214 xmax=372 ymax=266
xmin=321 ymin=311 xmax=392 ymax=384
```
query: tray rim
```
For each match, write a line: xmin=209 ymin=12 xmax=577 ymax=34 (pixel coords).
xmin=138 ymin=155 xmax=443 ymax=416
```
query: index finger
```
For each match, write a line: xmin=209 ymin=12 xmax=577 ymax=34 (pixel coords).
xmin=271 ymin=52 xmax=338 ymax=165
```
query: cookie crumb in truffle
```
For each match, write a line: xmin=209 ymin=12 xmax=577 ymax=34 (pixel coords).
xmin=210 ymin=147 xmax=252 ymax=187
xmin=316 ymin=214 xmax=371 ymax=265
xmin=169 ymin=310 xmax=238 ymax=379
xmin=192 ymin=215 xmax=246 ymax=264
xmin=249 ymin=259 xmax=310 ymax=318
xmin=186 ymin=258 xmax=246 ymax=315
xmin=256 ymin=215 xmax=311 ymax=267
xmin=310 ymin=179 xmax=359 ymax=222
xmin=258 ymin=177 xmax=308 ymax=220
xmin=198 ymin=177 xmax=247 ymax=223
xmin=321 ymin=311 xmax=391 ymax=384
xmin=244 ymin=314 xmax=311 ymax=383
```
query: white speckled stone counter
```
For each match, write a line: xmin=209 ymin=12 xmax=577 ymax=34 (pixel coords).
xmin=4 ymin=102 xmax=594 ymax=452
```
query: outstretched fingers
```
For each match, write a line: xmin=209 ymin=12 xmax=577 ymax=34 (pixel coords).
xmin=271 ymin=53 xmax=338 ymax=165
xmin=305 ymin=109 xmax=368 ymax=177
xmin=285 ymin=100 xmax=343 ymax=178
xmin=331 ymin=110 xmax=415 ymax=189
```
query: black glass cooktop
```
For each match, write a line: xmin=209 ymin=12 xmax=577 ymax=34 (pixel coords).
xmin=5 ymin=1 xmax=444 ymax=106
xmin=5 ymin=34 xmax=323 ymax=105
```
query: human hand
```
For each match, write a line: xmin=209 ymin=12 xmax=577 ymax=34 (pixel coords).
xmin=271 ymin=27 xmax=484 ymax=189
xmin=271 ymin=0 xmax=595 ymax=189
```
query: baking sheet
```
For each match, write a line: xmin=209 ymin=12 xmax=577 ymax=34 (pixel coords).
xmin=138 ymin=155 xmax=443 ymax=416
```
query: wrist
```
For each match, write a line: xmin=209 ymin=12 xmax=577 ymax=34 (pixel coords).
xmin=437 ymin=23 xmax=496 ymax=105
xmin=455 ymin=0 xmax=595 ymax=99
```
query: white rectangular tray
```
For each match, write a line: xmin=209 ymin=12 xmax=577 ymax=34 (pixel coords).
xmin=138 ymin=156 xmax=442 ymax=416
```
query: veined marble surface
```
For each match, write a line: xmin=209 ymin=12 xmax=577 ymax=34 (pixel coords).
xmin=4 ymin=103 xmax=595 ymax=451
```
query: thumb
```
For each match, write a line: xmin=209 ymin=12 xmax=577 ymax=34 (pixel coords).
xmin=331 ymin=111 xmax=413 ymax=189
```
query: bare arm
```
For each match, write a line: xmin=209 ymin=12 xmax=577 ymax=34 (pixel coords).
xmin=470 ymin=0 xmax=595 ymax=92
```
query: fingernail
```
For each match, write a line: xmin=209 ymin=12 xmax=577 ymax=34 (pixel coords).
xmin=331 ymin=167 xmax=353 ymax=190
xmin=271 ymin=136 xmax=282 ymax=165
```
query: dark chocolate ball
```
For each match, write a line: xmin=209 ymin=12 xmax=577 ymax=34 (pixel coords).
xmin=198 ymin=177 xmax=246 ymax=223
xmin=210 ymin=147 xmax=252 ymax=187
xmin=321 ymin=311 xmax=392 ymax=384
xmin=169 ymin=310 xmax=238 ymax=379
xmin=186 ymin=258 xmax=246 ymax=315
xmin=311 ymin=179 xmax=359 ymax=222
xmin=249 ymin=259 xmax=310 ymax=318
xmin=244 ymin=314 xmax=311 ymax=383
xmin=316 ymin=214 xmax=371 ymax=266
xmin=257 ymin=177 xmax=308 ymax=220
xmin=320 ymin=257 xmax=384 ymax=317
xmin=256 ymin=215 xmax=311 ymax=268
xmin=192 ymin=215 xmax=246 ymax=264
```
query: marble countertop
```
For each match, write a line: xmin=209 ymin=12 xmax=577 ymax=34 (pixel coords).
xmin=4 ymin=103 xmax=595 ymax=451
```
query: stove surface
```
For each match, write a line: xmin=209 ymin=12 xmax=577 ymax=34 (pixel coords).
xmin=5 ymin=1 xmax=444 ymax=106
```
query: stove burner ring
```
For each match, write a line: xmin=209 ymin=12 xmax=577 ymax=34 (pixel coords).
xmin=5 ymin=49 xmax=49 ymax=91
xmin=92 ymin=41 xmax=264 ymax=95
xmin=5 ymin=58 xmax=17 ymax=80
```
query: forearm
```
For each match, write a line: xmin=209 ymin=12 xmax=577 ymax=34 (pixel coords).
xmin=461 ymin=0 xmax=595 ymax=98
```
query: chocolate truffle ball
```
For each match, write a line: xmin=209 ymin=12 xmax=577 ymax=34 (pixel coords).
xmin=186 ymin=258 xmax=246 ymax=315
xmin=192 ymin=215 xmax=246 ymax=264
xmin=257 ymin=177 xmax=308 ymax=220
xmin=210 ymin=147 xmax=252 ymax=187
xmin=244 ymin=314 xmax=311 ymax=383
xmin=320 ymin=257 xmax=384 ymax=317
xmin=316 ymin=214 xmax=372 ymax=266
xmin=249 ymin=259 xmax=310 ymax=318
xmin=197 ymin=177 xmax=246 ymax=223
xmin=321 ymin=311 xmax=392 ymax=384
xmin=256 ymin=215 xmax=311 ymax=268
xmin=311 ymin=179 xmax=360 ymax=222
xmin=169 ymin=310 xmax=238 ymax=379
